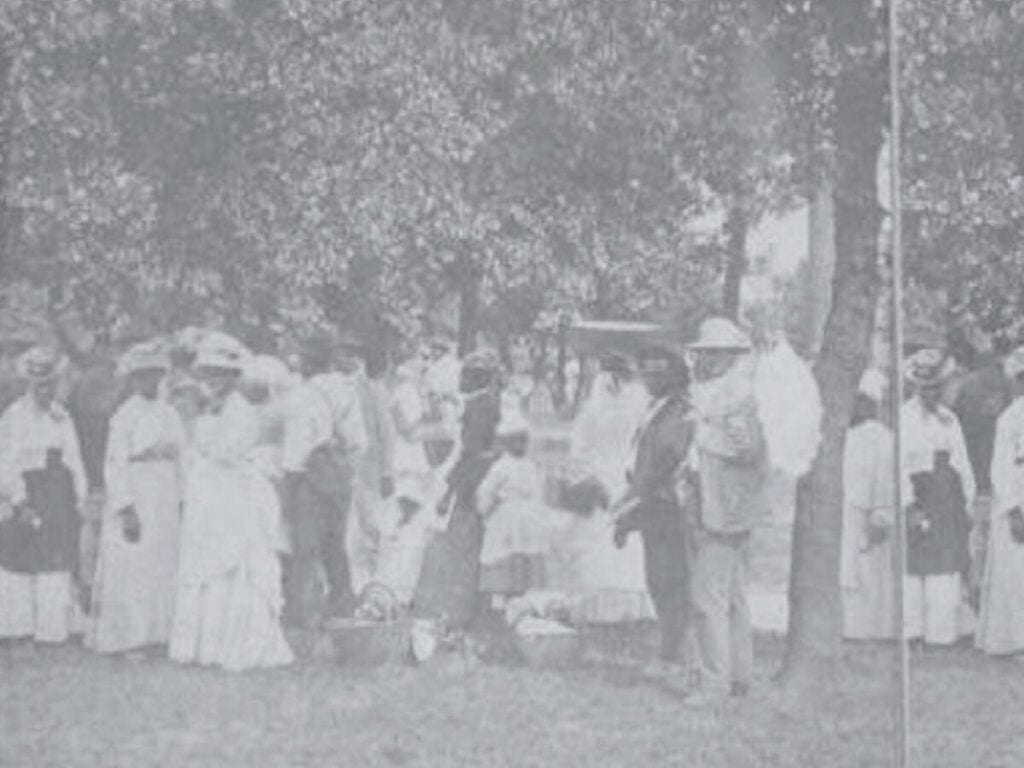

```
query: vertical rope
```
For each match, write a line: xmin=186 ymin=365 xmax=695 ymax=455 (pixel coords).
xmin=887 ymin=0 xmax=912 ymax=766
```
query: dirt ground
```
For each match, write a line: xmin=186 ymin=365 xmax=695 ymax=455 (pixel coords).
xmin=2 ymin=629 xmax=1021 ymax=768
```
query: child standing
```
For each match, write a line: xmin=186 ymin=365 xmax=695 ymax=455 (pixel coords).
xmin=476 ymin=411 xmax=549 ymax=608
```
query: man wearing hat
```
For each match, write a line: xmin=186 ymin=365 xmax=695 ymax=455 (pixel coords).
xmin=0 ymin=346 xmax=87 ymax=644
xmin=280 ymin=330 xmax=368 ymax=628
xmin=89 ymin=340 xmax=186 ymax=655
xmin=901 ymin=347 xmax=976 ymax=646
xmin=611 ymin=344 xmax=697 ymax=672
xmin=685 ymin=317 xmax=768 ymax=700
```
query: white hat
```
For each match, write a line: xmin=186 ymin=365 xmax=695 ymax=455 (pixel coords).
xmin=685 ymin=317 xmax=752 ymax=352
xmin=193 ymin=333 xmax=249 ymax=372
xmin=243 ymin=354 xmax=296 ymax=394
xmin=857 ymin=368 xmax=888 ymax=402
xmin=118 ymin=339 xmax=170 ymax=377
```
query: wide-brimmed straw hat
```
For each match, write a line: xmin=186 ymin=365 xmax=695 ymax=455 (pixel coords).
xmin=685 ymin=317 xmax=752 ymax=352
xmin=905 ymin=348 xmax=954 ymax=387
xmin=118 ymin=339 xmax=170 ymax=377
xmin=15 ymin=346 xmax=66 ymax=383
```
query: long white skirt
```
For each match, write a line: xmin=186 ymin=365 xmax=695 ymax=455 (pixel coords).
xmin=0 ymin=569 xmax=74 ymax=643
xmin=904 ymin=572 xmax=972 ymax=645
xmin=169 ymin=459 xmax=293 ymax=672
xmin=88 ymin=462 xmax=181 ymax=653
xmin=169 ymin=565 xmax=293 ymax=672
xmin=976 ymin=515 xmax=1024 ymax=655
xmin=842 ymin=542 xmax=896 ymax=641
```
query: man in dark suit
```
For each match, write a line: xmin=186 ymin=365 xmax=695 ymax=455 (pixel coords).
xmin=613 ymin=346 xmax=696 ymax=670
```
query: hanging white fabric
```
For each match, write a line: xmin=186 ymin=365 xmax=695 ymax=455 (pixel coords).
xmin=753 ymin=337 xmax=823 ymax=478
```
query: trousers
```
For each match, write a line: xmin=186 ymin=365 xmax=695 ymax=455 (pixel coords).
xmin=639 ymin=504 xmax=692 ymax=662
xmin=283 ymin=462 xmax=353 ymax=627
xmin=692 ymin=530 xmax=753 ymax=693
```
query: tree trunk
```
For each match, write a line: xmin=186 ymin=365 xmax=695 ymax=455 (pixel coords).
xmin=781 ymin=12 xmax=887 ymax=683
xmin=722 ymin=204 xmax=748 ymax=320
xmin=457 ymin=254 xmax=481 ymax=357
xmin=801 ymin=179 xmax=838 ymax=357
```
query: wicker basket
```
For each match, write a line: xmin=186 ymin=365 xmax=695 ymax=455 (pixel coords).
xmin=326 ymin=617 xmax=412 ymax=667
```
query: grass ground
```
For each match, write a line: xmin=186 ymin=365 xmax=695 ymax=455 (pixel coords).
xmin=2 ymin=629 xmax=1021 ymax=768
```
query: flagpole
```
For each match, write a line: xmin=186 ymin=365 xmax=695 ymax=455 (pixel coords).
xmin=888 ymin=0 xmax=911 ymax=766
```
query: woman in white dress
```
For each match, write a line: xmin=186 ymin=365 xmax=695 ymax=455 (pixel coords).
xmin=840 ymin=370 xmax=896 ymax=640
xmin=168 ymin=335 xmax=293 ymax=671
xmin=0 ymin=346 xmax=86 ymax=644
xmin=555 ymin=355 xmax=654 ymax=622
xmin=977 ymin=345 xmax=1024 ymax=659
xmin=89 ymin=341 xmax=185 ymax=655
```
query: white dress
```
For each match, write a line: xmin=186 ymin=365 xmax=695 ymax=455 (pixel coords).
xmin=168 ymin=392 xmax=293 ymax=671
xmin=0 ymin=396 xmax=87 ymax=643
xmin=477 ymin=454 xmax=551 ymax=566
xmin=840 ymin=419 xmax=896 ymax=640
xmin=88 ymin=395 xmax=185 ymax=653
xmin=977 ymin=397 xmax=1024 ymax=655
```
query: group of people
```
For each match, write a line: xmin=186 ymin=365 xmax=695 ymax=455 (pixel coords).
xmin=841 ymin=341 xmax=1024 ymax=661
xmin=0 ymin=314 xmax=774 ymax=703
xmin=0 ymin=327 xmax=496 ymax=670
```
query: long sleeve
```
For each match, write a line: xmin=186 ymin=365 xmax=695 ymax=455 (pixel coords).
xmin=990 ymin=404 xmax=1020 ymax=519
xmin=948 ymin=416 xmax=977 ymax=505
xmin=103 ymin=405 xmax=133 ymax=513
xmin=0 ymin=403 xmax=21 ymax=504
xmin=869 ymin=425 xmax=896 ymax=526
xmin=475 ymin=461 xmax=505 ymax=518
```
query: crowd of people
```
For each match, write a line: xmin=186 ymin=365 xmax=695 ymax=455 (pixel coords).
xmin=2 ymin=310 xmax=1021 ymax=701
xmin=841 ymin=339 xmax=1024 ymax=661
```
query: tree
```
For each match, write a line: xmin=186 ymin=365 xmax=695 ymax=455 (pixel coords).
xmin=760 ymin=0 xmax=890 ymax=681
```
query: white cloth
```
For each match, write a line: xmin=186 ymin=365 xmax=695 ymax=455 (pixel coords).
xmin=0 ymin=396 xmax=86 ymax=642
xmin=169 ymin=392 xmax=293 ymax=671
xmin=390 ymin=377 xmax=432 ymax=499
xmin=280 ymin=373 xmax=367 ymax=474
xmin=476 ymin=454 xmax=550 ymax=565
xmin=424 ymin=353 xmax=461 ymax=431
xmin=840 ymin=419 xmax=896 ymax=640
xmin=753 ymin=340 xmax=822 ymax=477
xmin=0 ymin=396 xmax=86 ymax=507
xmin=977 ymin=397 xmax=1024 ymax=655
xmin=570 ymin=374 xmax=649 ymax=500
xmin=88 ymin=395 xmax=185 ymax=653
xmin=904 ymin=573 xmax=967 ymax=645
xmin=900 ymin=398 xmax=976 ymax=504
xmin=0 ymin=570 xmax=74 ymax=643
